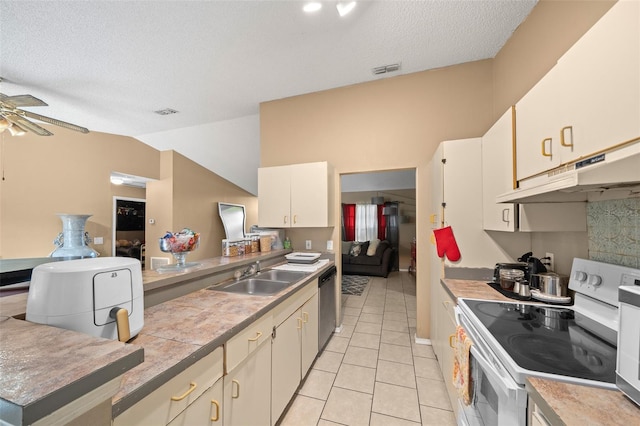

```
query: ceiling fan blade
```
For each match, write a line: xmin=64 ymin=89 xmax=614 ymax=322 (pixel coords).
xmin=0 ymin=93 xmax=48 ymax=107
xmin=21 ymin=110 xmax=89 ymax=133
xmin=3 ymin=113 xmax=54 ymax=136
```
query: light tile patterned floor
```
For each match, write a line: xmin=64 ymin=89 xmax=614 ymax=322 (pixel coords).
xmin=280 ymin=271 xmax=457 ymax=426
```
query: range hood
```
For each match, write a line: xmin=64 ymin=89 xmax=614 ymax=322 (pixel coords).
xmin=497 ymin=142 xmax=640 ymax=203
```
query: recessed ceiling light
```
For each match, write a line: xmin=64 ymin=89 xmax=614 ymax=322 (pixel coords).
xmin=336 ymin=2 xmax=357 ymax=17
xmin=303 ymin=2 xmax=322 ymax=13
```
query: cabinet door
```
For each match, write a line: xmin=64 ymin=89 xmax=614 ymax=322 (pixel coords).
xmin=168 ymin=378 xmax=223 ymax=426
xmin=271 ymin=310 xmax=302 ymax=423
xmin=290 ymin=162 xmax=331 ymax=227
xmin=482 ymin=108 xmax=518 ymax=231
xmin=301 ymin=292 xmax=319 ymax=374
xmin=224 ymin=340 xmax=271 ymax=426
xmin=554 ymin=0 xmax=640 ymax=161
xmin=515 ymin=67 xmax=564 ymax=180
xmin=438 ymin=285 xmax=458 ymax=412
xmin=258 ymin=165 xmax=291 ymax=228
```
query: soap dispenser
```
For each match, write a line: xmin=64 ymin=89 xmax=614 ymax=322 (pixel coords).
xmin=283 ymin=237 xmax=291 ymax=250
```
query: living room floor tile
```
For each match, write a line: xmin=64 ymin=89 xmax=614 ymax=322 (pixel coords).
xmin=342 ymin=345 xmax=379 ymax=368
xmin=280 ymin=395 xmax=325 ymax=426
xmin=321 ymin=387 xmax=373 ymax=426
xmin=284 ymin=272 xmax=456 ymax=425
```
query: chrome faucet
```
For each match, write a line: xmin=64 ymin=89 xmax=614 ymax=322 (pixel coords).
xmin=234 ymin=262 xmax=260 ymax=280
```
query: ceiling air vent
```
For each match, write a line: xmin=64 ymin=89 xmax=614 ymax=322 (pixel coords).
xmin=154 ymin=108 xmax=179 ymax=116
xmin=372 ymin=63 xmax=401 ymax=75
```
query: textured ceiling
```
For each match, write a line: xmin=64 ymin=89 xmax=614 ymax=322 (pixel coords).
xmin=0 ymin=1 xmax=537 ymax=138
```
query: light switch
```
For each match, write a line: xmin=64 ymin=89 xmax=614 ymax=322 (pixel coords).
xmin=305 ymin=240 xmax=312 ymax=250
xmin=94 ymin=237 xmax=104 ymax=244
xmin=327 ymin=240 xmax=333 ymax=251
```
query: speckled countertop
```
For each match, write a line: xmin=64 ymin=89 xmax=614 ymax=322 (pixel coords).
xmin=0 ymin=316 xmax=143 ymax=425
xmin=0 ymin=250 xmax=333 ymax=422
xmin=440 ymin=277 xmax=640 ymax=423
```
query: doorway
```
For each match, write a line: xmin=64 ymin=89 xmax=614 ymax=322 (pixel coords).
xmin=340 ymin=169 xmax=416 ymax=271
xmin=112 ymin=197 xmax=146 ymax=266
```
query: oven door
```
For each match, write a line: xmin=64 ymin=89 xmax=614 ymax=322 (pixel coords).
xmin=456 ymin=308 xmax=528 ymax=426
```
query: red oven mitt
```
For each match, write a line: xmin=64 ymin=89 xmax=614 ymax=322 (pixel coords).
xmin=433 ymin=226 xmax=461 ymax=262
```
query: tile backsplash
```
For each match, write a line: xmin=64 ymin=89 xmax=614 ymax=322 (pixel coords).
xmin=587 ymin=198 xmax=640 ymax=268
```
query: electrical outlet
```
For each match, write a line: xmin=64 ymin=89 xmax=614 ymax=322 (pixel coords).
xmin=305 ymin=240 xmax=312 ymax=250
xmin=327 ymin=240 xmax=333 ymax=251
xmin=545 ymin=252 xmax=555 ymax=271
xmin=93 ymin=236 xmax=103 ymax=244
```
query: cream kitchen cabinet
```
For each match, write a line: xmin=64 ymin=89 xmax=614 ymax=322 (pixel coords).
xmin=432 ymin=281 xmax=458 ymax=413
xmin=113 ymin=347 xmax=224 ymax=426
xmin=168 ymin=377 xmax=223 ymax=425
xmin=258 ymin=162 xmax=334 ymax=228
xmin=482 ymin=107 xmax=519 ymax=232
xmin=482 ymin=107 xmax=587 ymax=233
xmin=271 ymin=280 xmax=319 ymax=423
xmin=516 ymin=0 xmax=640 ymax=182
xmin=223 ymin=339 xmax=272 ymax=426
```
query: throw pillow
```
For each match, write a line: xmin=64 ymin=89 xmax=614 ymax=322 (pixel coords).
xmin=349 ymin=242 xmax=362 ymax=256
xmin=341 ymin=241 xmax=352 ymax=255
xmin=367 ymin=238 xmax=380 ymax=256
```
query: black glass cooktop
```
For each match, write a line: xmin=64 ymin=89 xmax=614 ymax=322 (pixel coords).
xmin=464 ymin=299 xmax=617 ymax=384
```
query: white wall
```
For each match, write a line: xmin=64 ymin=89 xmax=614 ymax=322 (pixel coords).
xmin=137 ymin=114 xmax=260 ymax=194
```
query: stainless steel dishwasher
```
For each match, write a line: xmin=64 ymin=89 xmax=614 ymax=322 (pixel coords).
xmin=318 ymin=266 xmax=337 ymax=351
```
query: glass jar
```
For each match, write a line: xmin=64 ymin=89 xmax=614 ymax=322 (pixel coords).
xmin=499 ymin=269 xmax=524 ymax=292
xmin=244 ymin=238 xmax=252 ymax=254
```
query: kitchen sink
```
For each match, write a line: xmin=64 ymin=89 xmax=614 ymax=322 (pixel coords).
xmin=254 ymin=270 xmax=308 ymax=283
xmin=212 ymin=278 xmax=294 ymax=296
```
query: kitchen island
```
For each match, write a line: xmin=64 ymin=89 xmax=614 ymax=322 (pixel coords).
xmin=0 ymin=250 xmax=334 ymax=425
xmin=439 ymin=277 xmax=640 ymax=425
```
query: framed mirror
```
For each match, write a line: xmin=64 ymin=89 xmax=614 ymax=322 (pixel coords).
xmin=218 ymin=202 xmax=246 ymax=240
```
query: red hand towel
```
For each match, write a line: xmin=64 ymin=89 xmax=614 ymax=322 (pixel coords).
xmin=433 ymin=226 xmax=461 ymax=262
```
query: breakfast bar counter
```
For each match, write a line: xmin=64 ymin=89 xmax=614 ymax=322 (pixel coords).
xmin=0 ymin=251 xmax=334 ymax=424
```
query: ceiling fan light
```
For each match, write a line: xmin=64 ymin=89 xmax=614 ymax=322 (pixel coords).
xmin=303 ymin=2 xmax=322 ymax=13
xmin=110 ymin=177 xmax=124 ymax=185
xmin=0 ymin=116 xmax=10 ymax=131
xmin=7 ymin=124 xmax=26 ymax=136
xmin=336 ymin=1 xmax=357 ymax=17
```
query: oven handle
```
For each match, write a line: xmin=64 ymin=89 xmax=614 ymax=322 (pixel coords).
xmin=469 ymin=345 xmax=521 ymax=394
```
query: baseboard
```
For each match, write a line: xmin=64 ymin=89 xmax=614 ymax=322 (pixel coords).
xmin=414 ymin=335 xmax=432 ymax=345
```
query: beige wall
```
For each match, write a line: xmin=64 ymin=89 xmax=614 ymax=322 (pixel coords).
xmin=260 ymin=1 xmax=613 ymax=339
xmin=1 ymin=129 xmax=258 ymax=265
xmin=145 ymin=150 xmax=258 ymax=264
xmin=0 ymin=127 xmax=160 ymax=258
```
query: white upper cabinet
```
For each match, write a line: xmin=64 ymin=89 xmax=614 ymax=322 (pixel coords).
xmin=258 ymin=162 xmax=334 ymax=228
xmin=482 ymin=107 xmax=519 ymax=231
xmin=516 ymin=0 xmax=640 ymax=181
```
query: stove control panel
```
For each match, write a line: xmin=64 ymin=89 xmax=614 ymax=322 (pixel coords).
xmin=569 ymin=258 xmax=640 ymax=307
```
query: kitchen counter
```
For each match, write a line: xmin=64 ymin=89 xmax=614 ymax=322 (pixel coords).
xmin=0 ymin=316 xmax=143 ymax=425
xmin=440 ymin=278 xmax=640 ymax=424
xmin=0 ymin=251 xmax=333 ymax=423
xmin=526 ymin=377 xmax=640 ymax=425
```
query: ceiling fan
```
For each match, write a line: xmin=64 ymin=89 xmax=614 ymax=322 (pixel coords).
xmin=0 ymin=91 xmax=89 ymax=136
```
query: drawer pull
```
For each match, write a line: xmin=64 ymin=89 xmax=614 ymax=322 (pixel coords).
xmin=248 ymin=331 xmax=262 ymax=342
xmin=449 ymin=334 xmax=456 ymax=348
xmin=232 ymin=379 xmax=240 ymax=399
xmin=283 ymin=215 xmax=288 ymax=224
xmin=171 ymin=382 xmax=197 ymax=401
xmin=211 ymin=399 xmax=220 ymax=421
xmin=302 ymin=312 xmax=309 ymax=323
xmin=541 ymin=137 xmax=552 ymax=158
xmin=294 ymin=215 xmax=297 ymax=224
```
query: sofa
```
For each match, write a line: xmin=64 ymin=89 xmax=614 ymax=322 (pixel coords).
xmin=342 ymin=239 xmax=393 ymax=278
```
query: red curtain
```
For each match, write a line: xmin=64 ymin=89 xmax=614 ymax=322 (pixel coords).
xmin=342 ymin=203 xmax=356 ymax=241
xmin=377 ymin=204 xmax=387 ymax=240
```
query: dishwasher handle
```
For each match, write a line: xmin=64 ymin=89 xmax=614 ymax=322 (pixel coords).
xmin=319 ymin=266 xmax=337 ymax=286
